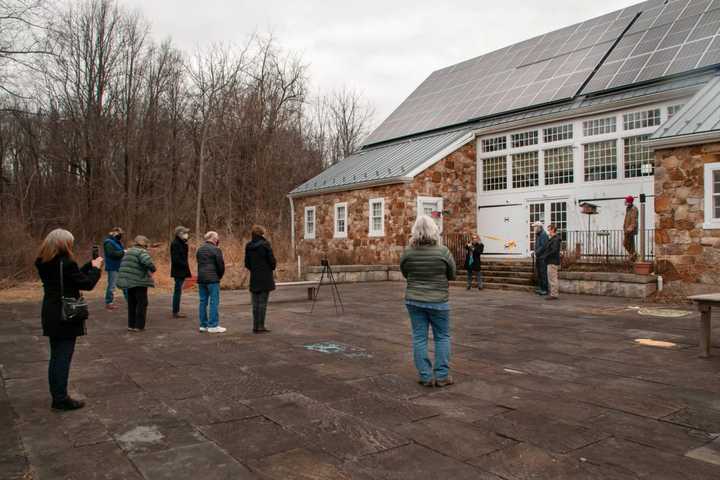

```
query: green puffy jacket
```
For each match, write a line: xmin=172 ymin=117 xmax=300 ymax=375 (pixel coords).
xmin=117 ymin=247 xmax=156 ymax=289
xmin=400 ymin=244 xmax=456 ymax=303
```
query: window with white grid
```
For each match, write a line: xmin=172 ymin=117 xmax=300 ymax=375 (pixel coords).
xmin=512 ymin=151 xmax=539 ymax=189
xmin=624 ymin=135 xmax=654 ymax=178
xmin=551 ymin=201 xmax=568 ymax=246
xmin=334 ymin=202 xmax=348 ymax=238
xmin=542 ymin=124 xmax=573 ymax=143
xmin=544 ymin=146 xmax=574 ymax=185
xmin=623 ymin=109 xmax=661 ymax=130
xmin=529 ymin=203 xmax=545 ymax=252
xmin=368 ymin=198 xmax=384 ymax=237
xmin=583 ymin=117 xmax=616 ymax=137
xmin=511 ymin=130 xmax=538 ymax=148
xmin=482 ymin=156 xmax=507 ymax=191
xmin=584 ymin=140 xmax=617 ymax=181
xmin=304 ymin=206 xmax=316 ymax=239
xmin=703 ymin=163 xmax=720 ymax=229
xmin=667 ymin=104 xmax=684 ymax=119
xmin=481 ymin=136 xmax=507 ymax=153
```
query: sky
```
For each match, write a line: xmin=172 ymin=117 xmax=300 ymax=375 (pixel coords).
xmin=122 ymin=0 xmax=641 ymax=126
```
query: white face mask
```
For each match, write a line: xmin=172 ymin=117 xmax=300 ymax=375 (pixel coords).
xmin=180 ymin=233 xmax=189 ymax=241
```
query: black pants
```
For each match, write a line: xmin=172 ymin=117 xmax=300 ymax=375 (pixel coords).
xmin=536 ymin=258 xmax=548 ymax=292
xmin=251 ymin=291 xmax=270 ymax=330
xmin=127 ymin=287 xmax=148 ymax=330
xmin=49 ymin=336 xmax=76 ymax=403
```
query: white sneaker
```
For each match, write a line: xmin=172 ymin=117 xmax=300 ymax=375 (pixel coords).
xmin=207 ymin=326 xmax=226 ymax=333
xmin=199 ymin=327 xmax=208 ymax=332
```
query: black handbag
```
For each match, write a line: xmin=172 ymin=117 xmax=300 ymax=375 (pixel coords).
xmin=59 ymin=260 xmax=89 ymax=324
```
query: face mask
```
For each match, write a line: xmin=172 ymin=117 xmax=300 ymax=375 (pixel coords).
xmin=180 ymin=233 xmax=189 ymax=241
xmin=116 ymin=234 xmax=122 ymax=241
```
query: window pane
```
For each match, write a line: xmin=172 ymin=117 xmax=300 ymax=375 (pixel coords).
xmin=623 ymin=109 xmax=661 ymax=130
xmin=511 ymin=130 xmax=538 ymax=148
xmin=583 ymin=116 xmax=616 ymax=136
xmin=544 ymin=146 xmax=574 ymax=185
xmin=483 ymin=156 xmax=507 ymax=191
xmin=667 ymin=104 xmax=684 ymax=119
xmin=551 ymin=201 xmax=568 ymax=246
xmin=529 ymin=203 xmax=545 ymax=251
xmin=715 ymin=195 xmax=720 ymax=220
xmin=543 ymin=124 xmax=573 ymax=143
xmin=482 ymin=136 xmax=507 ymax=152
xmin=584 ymin=140 xmax=617 ymax=181
xmin=624 ymin=135 xmax=653 ymax=178
xmin=512 ymin=151 xmax=539 ymax=188
xmin=714 ymin=170 xmax=720 ymax=193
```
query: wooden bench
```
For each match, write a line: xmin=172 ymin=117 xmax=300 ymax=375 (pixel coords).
xmin=688 ymin=293 xmax=720 ymax=358
xmin=276 ymin=281 xmax=318 ymax=300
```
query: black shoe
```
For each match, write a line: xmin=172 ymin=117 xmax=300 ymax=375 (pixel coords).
xmin=466 ymin=285 xmax=471 ymax=290
xmin=478 ymin=286 xmax=483 ymax=290
xmin=172 ymin=313 xmax=187 ymax=318
xmin=253 ymin=328 xmax=271 ymax=334
xmin=538 ymin=291 xmax=548 ymax=296
xmin=52 ymin=397 xmax=85 ymax=411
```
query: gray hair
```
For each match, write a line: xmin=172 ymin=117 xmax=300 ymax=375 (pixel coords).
xmin=204 ymin=231 xmax=219 ymax=242
xmin=134 ymin=235 xmax=149 ymax=248
xmin=410 ymin=215 xmax=441 ymax=247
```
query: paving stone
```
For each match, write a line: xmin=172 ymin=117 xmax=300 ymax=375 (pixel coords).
xmin=113 ymin=420 xmax=206 ymax=455
xmin=686 ymin=436 xmax=720 ymax=466
xmin=199 ymin=416 xmax=306 ymax=461
xmin=346 ymin=373 xmax=430 ymax=400
xmin=168 ymin=393 xmax=256 ymax=425
xmin=130 ymin=442 xmax=256 ymax=479
xmin=574 ymin=385 xmax=686 ymax=419
xmin=31 ymin=441 xmax=143 ymax=480
xmin=409 ymin=390 xmax=511 ymax=423
xmin=331 ymin=393 xmax=438 ymax=427
xmin=347 ymin=443 xmax=503 ymax=479
xmin=244 ymin=392 xmax=341 ymax=428
xmin=663 ymin=407 xmax=720 ymax=433
xmin=248 ymin=448 xmax=353 ymax=480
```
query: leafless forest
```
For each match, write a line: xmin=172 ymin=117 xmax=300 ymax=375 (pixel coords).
xmin=0 ymin=0 xmax=374 ymax=284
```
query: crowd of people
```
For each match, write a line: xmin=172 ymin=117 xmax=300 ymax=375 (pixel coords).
xmin=35 ymin=225 xmax=276 ymax=410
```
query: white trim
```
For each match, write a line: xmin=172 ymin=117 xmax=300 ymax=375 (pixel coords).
xmin=404 ymin=131 xmax=476 ymax=177
xmin=368 ymin=197 xmax=385 ymax=237
xmin=416 ymin=196 xmax=444 ymax=233
xmin=704 ymin=163 xmax=720 ymax=230
xmin=303 ymin=206 xmax=316 ymax=240
xmin=334 ymin=202 xmax=348 ymax=238
xmin=647 ymin=131 xmax=720 ymax=149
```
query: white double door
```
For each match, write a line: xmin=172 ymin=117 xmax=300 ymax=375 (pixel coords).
xmin=526 ymin=198 xmax=569 ymax=256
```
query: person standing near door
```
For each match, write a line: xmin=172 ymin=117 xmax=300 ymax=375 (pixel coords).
xmin=464 ymin=234 xmax=484 ymax=290
xmin=623 ymin=196 xmax=639 ymax=262
xmin=532 ymin=221 xmax=549 ymax=296
xmin=538 ymin=224 xmax=561 ymax=300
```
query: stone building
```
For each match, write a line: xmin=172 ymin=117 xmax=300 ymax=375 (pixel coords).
xmin=289 ymin=0 xmax=720 ymax=267
xmin=648 ymin=75 xmax=720 ymax=295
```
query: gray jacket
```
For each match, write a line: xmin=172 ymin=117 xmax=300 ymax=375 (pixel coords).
xmin=196 ymin=242 xmax=225 ymax=284
xmin=400 ymin=244 xmax=456 ymax=303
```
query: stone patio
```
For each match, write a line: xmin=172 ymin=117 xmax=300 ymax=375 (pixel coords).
xmin=2 ymin=283 xmax=720 ymax=479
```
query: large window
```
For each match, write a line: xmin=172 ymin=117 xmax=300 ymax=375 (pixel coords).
xmin=334 ymin=202 xmax=348 ymax=238
xmin=623 ymin=108 xmax=661 ymax=130
xmin=512 ymin=151 xmax=539 ymax=188
xmin=368 ymin=198 xmax=384 ymax=237
xmin=529 ymin=203 xmax=545 ymax=252
xmin=704 ymin=163 xmax=720 ymax=229
xmin=544 ymin=146 xmax=574 ymax=185
xmin=667 ymin=104 xmax=684 ymax=119
xmin=304 ymin=206 xmax=316 ymax=240
xmin=543 ymin=124 xmax=573 ymax=143
xmin=482 ymin=135 xmax=507 ymax=153
xmin=583 ymin=116 xmax=616 ymax=136
xmin=511 ymin=130 xmax=538 ymax=148
xmin=417 ymin=196 xmax=443 ymax=232
xmin=483 ymin=156 xmax=507 ymax=191
xmin=584 ymin=140 xmax=617 ymax=181
xmin=624 ymin=135 xmax=654 ymax=178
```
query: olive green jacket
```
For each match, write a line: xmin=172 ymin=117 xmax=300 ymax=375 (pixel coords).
xmin=117 ymin=247 xmax=156 ymax=289
xmin=400 ymin=244 xmax=456 ymax=303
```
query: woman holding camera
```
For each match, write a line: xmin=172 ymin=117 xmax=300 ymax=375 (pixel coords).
xmin=36 ymin=229 xmax=103 ymax=411
xmin=464 ymin=234 xmax=484 ymax=290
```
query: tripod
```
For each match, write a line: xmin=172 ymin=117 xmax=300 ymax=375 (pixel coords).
xmin=310 ymin=259 xmax=345 ymax=314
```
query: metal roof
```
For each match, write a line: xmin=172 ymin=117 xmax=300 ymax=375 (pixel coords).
xmin=649 ymin=74 xmax=720 ymax=147
xmin=289 ymin=128 xmax=473 ymax=197
xmin=290 ymin=72 xmax=713 ymax=198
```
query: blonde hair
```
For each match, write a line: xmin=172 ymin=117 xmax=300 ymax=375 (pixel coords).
xmin=37 ymin=228 xmax=75 ymax=263
xmin=410 ymin=215 xmax=441 ymax=248
xmin=251 ymin=224 xmax=266 ymax=237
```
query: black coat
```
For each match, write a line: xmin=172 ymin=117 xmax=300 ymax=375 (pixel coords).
xmin=196 ymin=242 xmax=225 ymax=284
xmin=36 ymin=255 xmax=101 ymax=338
xmin=170 ymin=237 xmax=192 ymax=279
xmin=538 ymin=235 xmax=561 ymax=266
xmin=244 ymin=234 xmax=276 ymax=293
xmin=464 ymin=241 xmax=484 ymax=271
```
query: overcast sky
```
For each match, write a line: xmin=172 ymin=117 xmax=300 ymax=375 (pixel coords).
xmin=122 ymin=0 xmax=640 ymax=125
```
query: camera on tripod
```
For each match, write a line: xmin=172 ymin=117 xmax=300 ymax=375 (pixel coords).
xmin=321 ymin=258 xmax=329 ymax=267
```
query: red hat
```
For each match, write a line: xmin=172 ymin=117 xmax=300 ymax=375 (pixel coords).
xmin=625 ymin=195 xmax=634 ymax=204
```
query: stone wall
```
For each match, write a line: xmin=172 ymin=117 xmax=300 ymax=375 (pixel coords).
xmin=654 ymin=142 xmax=720 ymax=296
xmin=292 ymin=143 xmax=476 ymax=266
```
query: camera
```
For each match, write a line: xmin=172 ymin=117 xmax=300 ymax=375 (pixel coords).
xmin=92 ymin=245 xmax=100 ymax=259
xmin=321 ymin=258 xmax=329 ymax=267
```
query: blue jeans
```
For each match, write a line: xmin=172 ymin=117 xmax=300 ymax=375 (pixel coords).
xmin=198 ymin=283 xmax=220 ymax=328
xmin=172 ymin=277 xmax=185 ymax=314
xmin=466 ymin=269 xmax=483 ymax=288
xmin=406 ymin=304 xmax=451 ymax=382
xmin=105 ymin=270 xmax=128 ymax=305
xmin=536 ymin=258 xmax=548 ymax=293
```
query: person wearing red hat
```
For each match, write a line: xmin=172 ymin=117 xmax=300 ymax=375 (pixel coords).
xmin=623 ymin=196 xmax=639 ymax=262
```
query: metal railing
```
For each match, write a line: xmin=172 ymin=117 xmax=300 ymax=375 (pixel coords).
xmin=443 ymin=233 xmax=472 ymax=267
xmin=564 ymin=229 xmax=654 ymax=263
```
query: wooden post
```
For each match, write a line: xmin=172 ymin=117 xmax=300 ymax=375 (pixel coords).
xmin=699 ymin=303 xmax=712 ymax=358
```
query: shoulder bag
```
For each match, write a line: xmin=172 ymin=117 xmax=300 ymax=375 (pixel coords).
xmin=59 ymin=260 xmax=89 ymax=324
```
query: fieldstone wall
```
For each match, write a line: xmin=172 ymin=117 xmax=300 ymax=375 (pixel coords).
xmin=654 ymin=142 xmax=720 ymax=296
xmin=292 ymin=143 xmax=476 ymax=266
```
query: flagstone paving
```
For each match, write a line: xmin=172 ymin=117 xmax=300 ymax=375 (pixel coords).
xmin=2 ymin=283 xmax=720 ymax=479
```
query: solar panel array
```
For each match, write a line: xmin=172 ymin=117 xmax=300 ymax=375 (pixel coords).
xmin=365 ymin=0 xmax=720 ymax=147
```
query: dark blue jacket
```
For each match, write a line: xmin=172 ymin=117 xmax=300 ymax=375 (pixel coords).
xmin=103 ymin=236 xmax=125 ymax=272
xmin=535 ymin=230 xmax=549 ymax=256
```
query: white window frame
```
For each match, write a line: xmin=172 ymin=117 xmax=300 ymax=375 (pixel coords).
xmin=704 ymin=163 xmax=720 ymax=230
xmin=304 ymin=206 xmax=316 ymax=240
xmin=368 ymin=198 xmax=385 ymax=237
xmin=334 ymin=202 xmax=348 ymax=238
xmin=417 ymin=196 xmax=444 ymax=233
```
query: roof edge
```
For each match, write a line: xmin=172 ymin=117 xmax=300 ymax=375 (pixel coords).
xmin=287 ymin=176 xmax=414 ymax=199
xmin=647 ymin=131 xmax=720 ymax=149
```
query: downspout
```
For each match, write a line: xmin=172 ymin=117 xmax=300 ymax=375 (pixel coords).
xmin=288 ymin=195 xmax=296 ymax=256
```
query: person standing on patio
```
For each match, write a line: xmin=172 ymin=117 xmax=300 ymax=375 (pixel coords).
xmin=464 ymin=234 xmax=484 ymax=290
xmin=400 ymin=215 xmax=456 ymax=388
xmin=244 ymin=225 xmax=276 ymax=334
xmin=623 ymin=195 xmax=639 ymax=262
xmin=538 ymin=224 xmax=561 ymax=301
xmin=103 ymin=227 xmax=127 ymax=310
xmin=532 ymin=222 xmax=549 ymax=296
xmin=170 ymin=226 xmax=192 ymax=318
xmin=196 ymin=231 xmax=226 ymax=333
xmin=117 ymin=236 xmax=156 ymax=332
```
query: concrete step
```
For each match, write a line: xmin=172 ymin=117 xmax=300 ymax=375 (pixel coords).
xmin=450 ymin=281 xmax=535 ymax=293
xmin=483 ymin=276 xmax=535 ymax=286
xmin=478 ymin=270 xmax=534 ymax=279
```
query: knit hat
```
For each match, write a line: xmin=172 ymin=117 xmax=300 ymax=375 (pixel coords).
xmin=625 ymin=195 xmax=634 ymax=204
